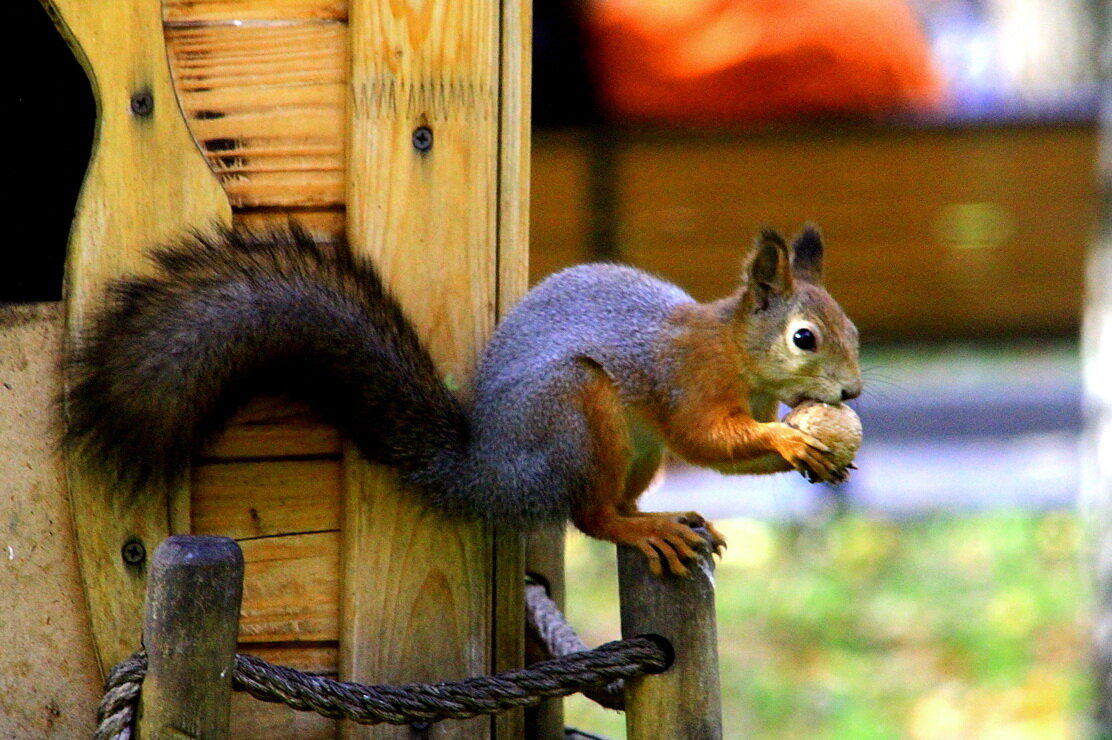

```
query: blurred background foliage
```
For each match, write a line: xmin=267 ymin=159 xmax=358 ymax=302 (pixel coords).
xmin=530 ymin=1 xmax=1104 ymax=737
xmin=563 ymin=510 xmax=1090 ymax=739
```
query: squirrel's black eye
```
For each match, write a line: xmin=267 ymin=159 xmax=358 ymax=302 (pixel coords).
xmin=792 ymin=328 xmax=817 ymax=351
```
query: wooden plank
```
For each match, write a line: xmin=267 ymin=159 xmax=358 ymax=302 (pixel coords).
xmin=230 ymin=692 xmax=339 ymax=739
xmin=44 ymin=0 xmax=232 ymax=674
xmin=341 ymin=0 xmax=528 ymax=736
xmin=239 ymin=532 xmax=340 ymax=644
xmin=164 ymin=0 xmax=348 ymax=23
xmin=192 ymin=459 xmax=342 ymax=539
xmin=234 ymin=208 xmax=345 ymax=237
xmin=200 ymin=397 xmax=342 ymax=460
xmin=618 ymin=547 xmax=722 ymax=740
xmin=165 ymin=22 xmax=347 ymax=208
xmin=138 ymin=536 xmax=244 ymax=740
xmin=241 ymin=643 xmax=339 ymax=675
xmin=492 ymin=0 xmax=532 ymax=735
xmin=341 ymin=463 xmax=493 ymax=738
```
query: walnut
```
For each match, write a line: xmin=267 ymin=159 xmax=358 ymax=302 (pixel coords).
xmin=783 ymin=401 xmax=862 ymax=473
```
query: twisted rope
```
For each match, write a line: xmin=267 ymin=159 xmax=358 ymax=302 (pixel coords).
xmin=94 ymin=588 xmax=665 ymax=738
xmin=525 ymin=582 xmax=626 ymax=709
xmin=94 ymin=652 xmax=146 ymax=740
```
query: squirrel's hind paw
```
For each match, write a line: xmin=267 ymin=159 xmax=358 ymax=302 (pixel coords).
xmin=628 ymin=512 xmax=726 ymax=576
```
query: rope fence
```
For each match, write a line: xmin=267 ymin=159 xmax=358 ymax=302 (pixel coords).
xmin=95 ymin=582 xmax=668 ymax=739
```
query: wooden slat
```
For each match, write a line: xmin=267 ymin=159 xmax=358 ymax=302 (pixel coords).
xmin=192 ymin=459 xmax=341 ymax=539
xmin=342 ymin=0 xmax=528 ymax=736
xmin=230 ymin=693 xmax=337 ymax=740
xmin=201 ymin=397 xmax=342 ymax=460
xmin=45 ymin=0 xmax=232 ymax=674
xmin=164 ymin=0 xmax=347 ymax=23
xmin=242 ymin=643 xmax=338 ymax=675
xmin=238 ymin=532 xmax=339 ymax=643
xmin=493 ymin=0 xmax=532 ymax=735
xmin=234 ymin=208 xmax=345 ymax=237
xmin=165 ymin=22 xmax=346 ymax=208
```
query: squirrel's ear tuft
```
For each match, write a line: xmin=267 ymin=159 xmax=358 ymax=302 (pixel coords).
xmin=791 ymin=224 xmax=824 ymax=284
xmin=744 ymin=229 xmax=793 ymax=310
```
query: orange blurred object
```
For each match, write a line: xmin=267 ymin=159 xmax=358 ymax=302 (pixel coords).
xmin=584 ymin=0 xmax=946 ymax=124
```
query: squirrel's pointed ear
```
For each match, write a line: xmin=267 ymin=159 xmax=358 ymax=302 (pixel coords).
xmin=744 ymin=229 xmax=793 ymax=310
xmin=791 ymin=224 xmax=824 ymax=284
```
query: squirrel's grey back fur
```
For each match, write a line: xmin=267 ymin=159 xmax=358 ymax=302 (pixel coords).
xmin=65 ymin=227 xmax=692 ymax=525
xmin=468 ymin=264 xmax=693 ymax=518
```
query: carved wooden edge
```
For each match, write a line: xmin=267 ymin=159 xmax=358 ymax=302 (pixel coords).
xmin=42 ymin=0 xmax=231 ymax=675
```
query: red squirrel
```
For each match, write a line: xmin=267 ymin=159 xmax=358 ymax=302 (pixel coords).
xmin=66 ymin=224 xmax=861 ymax=575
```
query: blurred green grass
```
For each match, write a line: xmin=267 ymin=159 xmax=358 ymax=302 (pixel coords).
xmin=561 ymin=510 xmax=1090 ymax=739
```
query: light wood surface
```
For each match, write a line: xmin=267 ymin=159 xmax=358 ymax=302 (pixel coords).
xmin=341 ymin=0 xmax=529 ymax=736
xmin=45 ymin=0 xmax=232 ymax=675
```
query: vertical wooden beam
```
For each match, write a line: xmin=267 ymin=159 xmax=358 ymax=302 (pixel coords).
xmin=41 ymin=0 xmax=231 ymax=674
xmin=618 ymin=547 xmax=722 ymax=740
xmin=524 ymin=526 xmax=566 ymax=738
xmin=492 ymin=0 xmax=532 ymax=736
xmin=138 ymin=536 xmax=244 ymax=740
xmin=341 ymin=1 xmax=529 ymax=738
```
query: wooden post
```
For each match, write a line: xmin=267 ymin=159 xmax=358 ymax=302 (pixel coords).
xmin=138 ymin=535 xmax=244 ymax=740
xmin=618 ymin=547 xmax=722 ymax=740
xmin=524 ymin=526 xmax=567 ymax=739
xmin=340 ymin=1 xmax=530 ymax=739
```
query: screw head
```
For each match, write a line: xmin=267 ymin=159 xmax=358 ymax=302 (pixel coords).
xmin=130 ymin=91 xmax=154 ymax=117
xmin=121 ymin=539 xmax=146 ymax=566
xmin=412 ymin=126 xmax=433 ymax=153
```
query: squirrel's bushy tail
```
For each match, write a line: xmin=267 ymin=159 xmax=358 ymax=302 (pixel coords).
xmin=65 ymin=226 xmax=475 ymax=513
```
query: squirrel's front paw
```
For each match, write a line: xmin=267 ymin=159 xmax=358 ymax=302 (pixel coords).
xmin=766 ymin=422 xmax=841 ymax=484
xmin=607 ymin=512 xmax=726 ymax=577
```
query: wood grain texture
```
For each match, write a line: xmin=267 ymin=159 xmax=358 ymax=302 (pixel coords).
xmin=192 ymin=459 xmax=341 ymax=539
xmin=230 ymin=692 xmax=338 ymax=739
xmin=239 ymin=531 xmax=339 ymax=643
xmin=524 ymin=526 xmax=568 ymax=739
xmin=342 ymin=463 xmax=492 ymax=738
xmin=492 ymin=2 xmax=532 ymax=735
xmin=44 ymin=0 xmax=232 ymax=674
xmin=618 ymin=546 xmax=722 ymax=740
xmin=165 ymin=22 xmax=347 ymax=208
xmin=138 ymin=536 xmax=244 ymax=740
xmin=164 ymin=0 xmax=347 ymax=23
xmin=199 ymin=397 xmax=342 ymax=460
xmin=342 ymin=0 xmax=528 ymax=736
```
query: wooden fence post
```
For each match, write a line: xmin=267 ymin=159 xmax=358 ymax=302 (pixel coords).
xmin=617 ymin=547 xmax=722 ymax=740
xmin=138 ymin=535 xmax=244 ymax=740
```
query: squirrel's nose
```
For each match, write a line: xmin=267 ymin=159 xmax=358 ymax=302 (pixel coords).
xmin=841 ymin=382 xmax=862 ymax=402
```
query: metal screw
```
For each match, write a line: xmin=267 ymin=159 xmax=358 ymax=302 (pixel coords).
xmin=130 ymin=91 xmax=154 ymax=117
xmin=121 ymin=539 xmax=146 ymax=566
xmin=412 ymin=126 xmax=433 ymax=153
